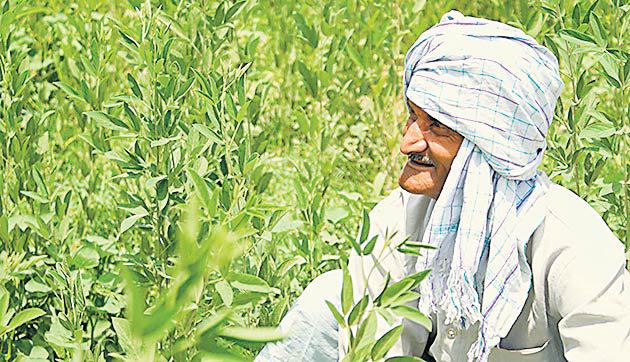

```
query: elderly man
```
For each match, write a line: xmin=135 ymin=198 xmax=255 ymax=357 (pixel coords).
xmin=256 ymin=11 xmax=630 ymax=362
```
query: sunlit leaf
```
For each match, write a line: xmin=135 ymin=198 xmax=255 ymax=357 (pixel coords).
xmin=219 ymin=326 xmax=284 ymax=343
xmin=371 ymin=325 xmax=403 ymax=360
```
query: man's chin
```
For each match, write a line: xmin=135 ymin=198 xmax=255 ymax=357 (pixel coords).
xmin=398 ymin=171 xmax=443 ymax=198
xmin=398 ymin=178 xmax=431 ymax=196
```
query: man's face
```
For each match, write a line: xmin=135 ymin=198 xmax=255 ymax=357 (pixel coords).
xmin=398 ymin=101 xmax=464 ymax=199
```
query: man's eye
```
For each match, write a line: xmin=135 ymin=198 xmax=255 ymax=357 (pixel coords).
xmin=430 ymin=120 xmax=443 ymax=129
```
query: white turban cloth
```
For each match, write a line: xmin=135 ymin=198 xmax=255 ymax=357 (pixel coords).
xmin=404 ymin=10 xmax=564 ymax=362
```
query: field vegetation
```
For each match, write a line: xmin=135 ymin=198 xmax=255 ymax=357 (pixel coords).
xmin=0 ymin=0 xmax=627 ymax=360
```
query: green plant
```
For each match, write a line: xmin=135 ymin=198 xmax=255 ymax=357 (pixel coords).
xmin=0 ymin=0 xmax=626 ymax=360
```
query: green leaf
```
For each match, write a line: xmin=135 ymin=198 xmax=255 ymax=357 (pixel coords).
xmin=3 ymin=308 xmax=45 ymax=335
xmin=341 ymin=264 xmax=354 ymax=315
xmin=581 ymin=0 xmax=600 ymax=23
xmin=543 ymin=35 xmax=560 ymax=60
xmin=139 ymin=304 xmax=178 ymax=339
xmin=378 ymin=279 xmax=415 ymax=307
xmin=588 ymin=13 xmax=606 ymax=46
xmin=0 ymin=291 xmax=9 ymax=322
xmin=347 ymin=295 xmax=368 ymax=326
xmin=150 ymin=136 xmax=179 ymax=147
xmin=236 ymin=101 xmax=249 ymax=123
xmin=120 ymin=214 xmax=146 ymax=234
xmin=276 ymin=255 xmax=307 ymax=276
xmin=19 ymin=191 xmax=48 ymax=204
xmin=118 ymin=29 xmax=139 ymax=48
xmin=215 ymin=280 xmax=233 ymax=307
xmin=127 ymin=73 xmax=142 ymax=98
xmin=84 ymin=111 xmax=128 ymax=131
xmin=362 ymin=235 xmax=378 ymax=255
xmin=371 ymin=325 xmax=404 ymax=361
xmin=25 ymin=279 xmax=51 ymax=293
xmin=25 ymin=346 xmax=48 ymax=359
xmin=225 ymin=0 xmax=246 ymax=22
xmin=388 ymin=291 xmax=421 ymax=307
xmin=255 ymin=172 xmax=273 ymax=194
xmin=326 ymin=301 xmax=346 ymax=327
xmin=407 ymin=269 xmax=432 ymax=285
xmin=175 ymin=77 xmax=195 ymax=100
xmin=398 ymin=245 xmax=433 ymax=256
xmin=112 ymin=317 xmax=134 ymax=353
xmin=71 ymin=247 xmax=100 ymax=269
xmin=54 ymin=82 xmax=87 ymax=103
xmin=540 ymin=5 xmax=557 ymax=18
xmin=358 ymin=209 xmax=370 ymax=244
xmin=353 ymin=310 xmax=378 ymax=350
xmin=0 ymin=215 xmax=8 ymax=242
xmin=292 ymin=13 xmax=318 ymax=48
xmin=571 ymin=4 xmax=581 ymax=26
xmin=400 ymin=241 xmax=437 ymax=250
xmin=373 ymin=273 xmax=391 ymax=305
xmin=296 ymin=61 xmax=318 ymax=97
xmin=587 ymin=110 xmax=614 ymax=125
xmin=385 ymin=357 xmax=426 ymax=362
xmin=229 ymin=273 xmax=271 ymax=293
xmin=188 ymin=169 xmax=211 ymax=209
xmin=391 ymin=305 xmax=432 ymax=331
xmin=559 ymin=29 xmax=597 ymax=45
xmin=580 ymin=121 xmax=616 ymax=139
xmin=379 ymin=269 xmax=430 ymax=307
xmin=195 ymin=309 xmax=232 ymax=338
xmin=348 ymin=235 xmax=363 ymax=256
xmin=193 ymin=123 xmax=222 ymax=145
xmin=347 ymin=44 xmax=363 ymax=68
xmin=80 ymin=54 xmax=97 ymax=77
xmin=123 ymin=103 xmax=141 ymax=131
xmin=597 ymin=52 xmax=621 ymax=88
xmin=147 ymin=175 xmax=166 ymax=189
xmin=219 ymin=326 xmax=284 ymax=343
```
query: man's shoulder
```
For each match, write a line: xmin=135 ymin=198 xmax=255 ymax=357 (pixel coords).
xmin=543 ymin=182 xmax=621 ymax=251
xmin=533 ymin=181 xmax=627 ymax=317
xmin=532 ymin=181 xmax=624 ymax=287
xmin=546 ymin=183 xmax=607 ymax=227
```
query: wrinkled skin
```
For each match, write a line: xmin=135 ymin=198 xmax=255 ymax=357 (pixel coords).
xmin=398 ymin=101 xmax=464 ymax=199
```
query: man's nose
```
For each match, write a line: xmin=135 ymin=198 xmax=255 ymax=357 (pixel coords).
xmin=400 ymin=123 xmax=428 ymax=155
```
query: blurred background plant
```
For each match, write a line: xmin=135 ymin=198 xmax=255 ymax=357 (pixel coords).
xmin=0 ymin=0 xmax=627 ymax=360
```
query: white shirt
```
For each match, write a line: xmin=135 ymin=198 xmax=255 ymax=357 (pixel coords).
xmin=344 ymin=182 xmax=630 ymax=361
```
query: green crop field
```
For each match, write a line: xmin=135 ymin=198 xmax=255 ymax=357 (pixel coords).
xmin=0 ymin=0 xmax=627 ymax=360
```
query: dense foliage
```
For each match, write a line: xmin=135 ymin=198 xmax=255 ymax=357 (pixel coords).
xmin=0 ymin=0 xmax=627 ymax=360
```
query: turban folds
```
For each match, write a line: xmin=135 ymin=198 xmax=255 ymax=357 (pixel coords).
xmin=405 ymin=10 xmax=563 ymax=361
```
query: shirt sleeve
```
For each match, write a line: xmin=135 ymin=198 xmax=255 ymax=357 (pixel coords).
xmin=548 ymin=239 xmax=630 ymax=362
